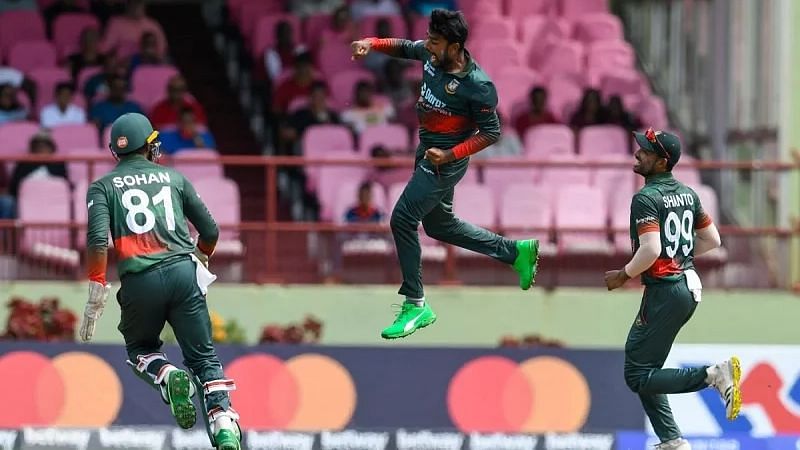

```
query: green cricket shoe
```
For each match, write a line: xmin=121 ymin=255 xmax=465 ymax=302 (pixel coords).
xmin=381 ymin=302 xmax=437 ymax=339
xmin=512 ymin=239 xmax=539 ymax=290
xmin=215 ymin=429 xmax=241 ymax=450
xmin=166 ymin=369 xmax=196 ymax=429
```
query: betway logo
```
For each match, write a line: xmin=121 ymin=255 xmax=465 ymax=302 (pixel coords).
xmin=171 ymin=429 xmax=214 ymax=449
xmin=0 ymin=430 xmax=16 ymax=450
xmin=468 ymin=433 xmax=538 ymax=450
xmin=98 ymin=428 xmax=167 ymax=449
xmin=246 ymin=431 xmax=315 ymax=450
xmin=396 ymin=429 xmax=463 ymax=450
xmin=543 ymin=433 xmax=614 ymax=450
xmin=22 ymin=427 xmax=92 ymax=450
xmin=420 ymin=82 xmax=447 ymax=109
xmin=320 ymin=430 xmax=389 ymax=450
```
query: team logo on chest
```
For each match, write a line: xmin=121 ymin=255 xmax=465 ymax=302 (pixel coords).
xmin=445 ymin=79 xmax=460 ymax=95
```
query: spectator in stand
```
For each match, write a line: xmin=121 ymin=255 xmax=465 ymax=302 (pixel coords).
xmin=474 ymin=113 xmax=522 ymax=159
xmin=8 ymin=132 xmax=69 ymax=201
xmin=289 ymin=0 xmax=343 ymax=17
xmin=129 ymin=31 xmax=165 ymax=71
xmin=320 ymin=5 xmax=358 ymax=45
xmin=341 ymin=80 xmax=395 ymax=135
xmin=88 ymin=76 xmax=142 ymax=130
xmin=83 ymin=52 xmax=128 ymax=101
xmin=378 ymin=59 xmax=415 ymax=131
xmin=0 ymin=163 xmax=12 ymax=218
xmin=362 ymin=18 xmax=393 ymax=77
xmin=350 ymin=0 xmax=401 ymax=19
xmin=0 ymin=84 xmax=28 ymax=124
xmin=40 ymin=82 xmax=86 ymax=128
xmin=569 ymin=88 xmax=606 ymax=133
xmin=345 ymin=181 xmax=384 ymax=223
xmin=0 ymin=66 xmax=35 ymax=105
xmin=272 ymin=51 xmax=319 ymax=115
xmin=150 ymin=74 xmax=206 ymax=129
xmin=158 ymin=107 xmax=216 ymax=154
xmin=67 ymin=27 xmax=107 ymax=80
xmin=0 ymin=0 xmax=36 ymax=13
xmin=279 ymin=81 xmax=340 ymax=155
xmin=101 ymin=0 xmax=167 ymax=59
xmin=408 ymin=0 xmax=457 ymax=16
xmin=264 ymin=20 xmax=306 ymax=82
xmin=605 ymin=94 xmax=642 ymax=133
xmin=43 ymin=0 xmax=85 ymax=38
xmin=368 ymin=144 xmax=409 ymax=188
xmin=513 ymin=86 xmax=558 ymax=137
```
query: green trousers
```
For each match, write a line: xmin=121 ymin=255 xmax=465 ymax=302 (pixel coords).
xmin=390 ymin=154 xmax=517 ymax=299
xmin=624 ymin=279 xmax=710 ymax=442
xmin=117 ymin=255 xmax=231 ymax=414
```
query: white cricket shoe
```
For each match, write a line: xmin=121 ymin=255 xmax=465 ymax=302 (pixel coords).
xmin=655 ymin=438 xmax=691 ymax=449
xmin=708 ymin=356 xmax=742 ymax=420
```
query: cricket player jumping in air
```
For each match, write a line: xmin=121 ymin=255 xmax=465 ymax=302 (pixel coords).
xmin=604 ymin=128 xmax=742 ymax=450
xmin=78 ymin=113 xmax=241 ymax=450
xmin=351 ymin=9 xmax=539 ymax=340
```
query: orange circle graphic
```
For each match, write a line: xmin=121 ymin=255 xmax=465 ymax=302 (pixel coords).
xmin=51 ymin=352 xmax=123 ymax=426
xmin=285 ymin=354 xmax=357 ymax=431
xmin=518 ymin=356 xmax=591 ymax=432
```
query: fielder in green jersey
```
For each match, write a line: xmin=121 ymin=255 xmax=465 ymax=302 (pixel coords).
xmin=604 ymin=127 xmax=742 ymax=449
xmin=351 ymin=9 xmax=539 ymax=340
xmin=77 ymin=113 xmax=241 ymax=450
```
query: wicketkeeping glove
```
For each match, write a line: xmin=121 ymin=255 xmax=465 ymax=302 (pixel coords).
xmin=79 ymin=281 xmax=111 ymax=342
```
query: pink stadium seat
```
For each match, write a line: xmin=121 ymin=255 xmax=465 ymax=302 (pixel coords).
xmin=302 ymin=124 xmax=355 ymax=157
xmin=51 ymin=124 xmax=99 ymax=152
xmin=610 ymin=182 xmax=634 ymax=252
xmin=537 ymin=39 xmax=584 ymax=81
xmin=388 ymin=182 xmax=444 ymax=260
xmin=193 ymin=177 xmax=243 ymax=249
xmin=672 ymin=155 xmax=702 ymax=187
xmin=578 ymin=125 xmax=629 ymax=155
xmin=499 ymin=183 xmax=553 ymax=242
xmin=637 ymin=96 xmax=669 ymax=130
xmin=0 ymin=121 xmax=40 ymax=158
xmin=19 ymin=176 xmax=77 ymax=265
xmin=546 ymin=76 xmax=584 ymax=122
xmin=238 ymin=1 xmax=284 ymax=44
xmin=523 ymin=124 xmax=575 ymax=158
xmin=130 ymin=66 xmax=180 ymax=112
xmin=333 ymin=180 xmax=388 ymax=224
xmin=410 ymin=15 xmax=428 ymax=40
xmin=587 ymin=152 xmax=636 ymax=201
xmin=573 ymin=13 xmax=624 ymax=42
xmin=507 ymin=0 xmax=556 ymax=17
xmin=359 ymin=15 xmax=407 ymax=39
xmin=600 ymin=69 xmax=647 ymax=99
xmin=472 ymin=17 xmax=516 ymax=42
xmin=519 ymin=16 xmax=569 ymax=61
xmin=303 ymin=14 xmax=332 ymax=48
xmin=29 ymin=67 xmax=71 ymax=113
xmin=305 ymin=148 xmax=361 ymax=194
xmin=329 ymin=69 xmax=374 ymax=110
xmin=555 ymin=184 xmax=611 ymax=253
xmin=0 ymin=10 xmax=45 ymax=59
xmin=494 ymin=68 xmax=541 ymax=122
xmin=8 ymin=40 xmax=57 ymax=73
xmin=539 ymin=153 xmax=586 ymax=186
xmin=453 ymin=183 xmax=496 ymax=254
xmin=318 ymin=41 xmax=361 ymax=77
xmin=317 ymin=162 xmax=370 ymax=221
xmin=560 ymin=0 xmax=608 ymax=19
xmin=473 ymin=40 xmax=523 ymax=80
xmin=359 ymin=124 xmax=410 ymax=156
xmin=52 ymin=13 xmax=100 ymax=60
xmin=172 ymin=149 xmax=224 ymax=184
xmin=459 ymin=0 xmax=502 ymax=19
xmin=483 ymin=162 xmax=537 ymax=202
xmin=66 ymin=148 xmax=114 ymax=186
xmin=587 ymin=40 xmax=635 ymax=70
xmin=251 ymin=14 xmax=303 ymax=58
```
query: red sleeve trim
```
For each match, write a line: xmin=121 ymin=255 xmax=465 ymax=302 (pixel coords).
xmin=197 ymin=239 xmax=217 ymax=257
xmin=452 ymin=133 xmax=498 ymax=159
xmin=695 ymin=213 xmax=713 ymax=229
xmin=365 ymin=37 xmax=407 ymax=57
xmin=637 ymin=223 xmax=660 ymax=236
xmin=87 ymin=249 xmax=108 ymax=285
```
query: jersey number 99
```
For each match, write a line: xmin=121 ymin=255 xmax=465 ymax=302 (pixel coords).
xmin=121 ymin=187 xmax=176 ymax=234
xmin=664 ymin=210 xmax=694 ymax=258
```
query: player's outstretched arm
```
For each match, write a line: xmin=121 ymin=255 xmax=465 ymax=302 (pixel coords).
xmin=351 ymin=37 xmax=427 ymax=61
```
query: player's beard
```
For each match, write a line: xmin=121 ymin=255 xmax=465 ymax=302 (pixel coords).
xmin=431 ymin=50 xmax=452 ymax=70
xmin=633 ymin=155 xmax=654 ymax=176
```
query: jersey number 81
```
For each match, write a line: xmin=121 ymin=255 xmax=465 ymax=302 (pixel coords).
xmin=121 ymin=187 xmax=176 ymax=234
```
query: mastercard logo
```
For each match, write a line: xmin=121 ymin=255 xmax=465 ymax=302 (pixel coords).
xmin=227 ymin=353 xmax=356 ymax=431
xmin=447 ymin=356 xmax=591 ymax=433
xmin=0 ymin=351 xmax=122 ymax=427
